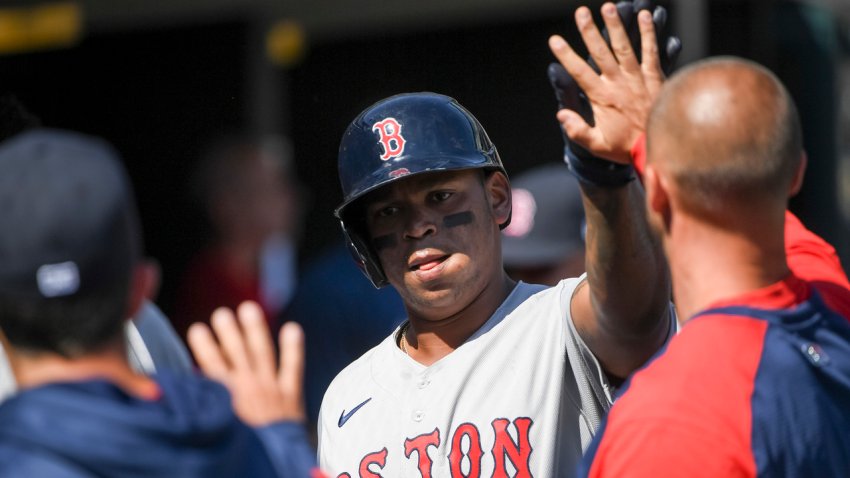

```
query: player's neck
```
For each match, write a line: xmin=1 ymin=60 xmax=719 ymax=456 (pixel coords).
xmin=667 ymin=211 xmax=789 ymax=321
xmin=8 ymin=339 xmax=160 ymax=400
xmin=402 ymin=274 xmax=516 ymax=366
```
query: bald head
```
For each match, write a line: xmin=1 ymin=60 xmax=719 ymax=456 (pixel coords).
xmin=646 ymin=57 xmax=802 ymax=216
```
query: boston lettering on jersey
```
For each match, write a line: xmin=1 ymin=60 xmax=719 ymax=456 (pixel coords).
xmin=334 ymin=417 xmax=533 ymax=477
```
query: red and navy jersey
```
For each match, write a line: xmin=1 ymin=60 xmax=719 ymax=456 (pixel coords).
xmin=578 ymin=211 xmax=850 ymax=477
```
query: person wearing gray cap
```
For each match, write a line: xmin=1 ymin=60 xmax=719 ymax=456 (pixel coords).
xmin=0 ymin=129 xmax=322 ymax=477
xmin=502 ymin=163 xmax=586 ymax=285
xmin=0 ymin=93 xmax=193 ymax=402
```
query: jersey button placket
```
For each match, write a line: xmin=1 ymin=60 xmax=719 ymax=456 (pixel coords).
xmin=411 ymin=372 xmax=430 ymax=422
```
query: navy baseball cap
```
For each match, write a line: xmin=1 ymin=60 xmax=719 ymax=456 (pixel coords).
xmin=502 ymin=163 xmax=585 ymax=267
xmin=0 ymin=129 xmax=141 ymax=300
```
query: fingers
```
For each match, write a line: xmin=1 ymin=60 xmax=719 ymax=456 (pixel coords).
xmin=278 ymin=321 xmax=306 ymax=417
xmin=575 ymin=6 xmax=619 ymax=77
xmin=549 ymin=35 xmax=602 ymax=98
xmin=548 ymin=63 xmax=581 ymax=112
xmin=210 ymin=306 xmax=252 ymax=372
xmin=557 ymin=109 xmax=601 ymax=153
xmin=638 ymin=9 xmax=664 ymax=92
xmin=237 ymin=301 xmax=276 ymax=379
xmin=665 ymin=36 xmax=682 ymax=70
xmin=652 ymin=5 xmax=667 ymax=33
xmin=633 ymin=0 xmax=652 ymax=12
xmin=187 ymin=321 xmax=230 ymax=382
xmin=601 ymin=2 xmax=639 ymax=73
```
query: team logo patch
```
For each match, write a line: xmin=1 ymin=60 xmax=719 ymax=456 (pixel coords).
xmin=373 ymin=117 xmax=406 ymax=161
xmin=388 ymin=168 xmax=410 ymax=179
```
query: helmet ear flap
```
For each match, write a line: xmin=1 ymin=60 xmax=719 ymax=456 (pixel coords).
xmin=340 ymin=219 xmax=388 ymax=289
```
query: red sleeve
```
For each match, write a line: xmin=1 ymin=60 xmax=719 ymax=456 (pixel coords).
xmin=630 ymin=133 xmax=647 ymax=181
xmin=587 ymin=417 xmax=752 ymax=478
xmin=785 ymin=211 xmax=848 ymax=286
xmin=785 ymin=211 xmax=850 ymax=316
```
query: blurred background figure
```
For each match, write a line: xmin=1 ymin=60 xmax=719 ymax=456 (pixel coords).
xmin=502 ymin=162 xmax=586 ymax=286
xmin=174 ymin=135 xmax=302 ymax=341
xmin=284 ymin=238 xmax=405 ymax=440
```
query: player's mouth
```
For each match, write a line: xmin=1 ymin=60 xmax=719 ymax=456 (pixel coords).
xmin=408 ymin=249 xmax=451 ymax=273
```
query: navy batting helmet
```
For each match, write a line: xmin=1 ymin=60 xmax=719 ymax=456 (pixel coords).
xmin=335 ymin=92 xmax=508 ymax=288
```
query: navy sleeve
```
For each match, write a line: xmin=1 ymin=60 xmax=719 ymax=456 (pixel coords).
xmin=254 ymin=421 xmax=321 ymax=477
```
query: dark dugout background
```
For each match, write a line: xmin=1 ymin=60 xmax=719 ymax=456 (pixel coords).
xmin=0 ymin=0 xmax=846 ymax=315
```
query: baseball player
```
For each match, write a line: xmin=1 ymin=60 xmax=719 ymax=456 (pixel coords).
xmin=547 ymin=7 xmax=850 ymax=476
xmin=314 ymin=4 xmax=676 ymax=476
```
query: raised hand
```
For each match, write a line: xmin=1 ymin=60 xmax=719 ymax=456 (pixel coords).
xmin=188 ymin=301 xmax=305 ymax=426
xmin=549 ymin=2 xmax=667 ymax=164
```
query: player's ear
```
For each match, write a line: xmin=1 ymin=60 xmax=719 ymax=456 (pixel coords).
xmin=126 ymin=260 xmax=159 ymax=318
xmin=645 ymin=165 xmax=672 ymax=233
xmin=788 ymin=151 xmax=807 ymax=197
xmin=485 ymin=171 xmax=511 ymax=227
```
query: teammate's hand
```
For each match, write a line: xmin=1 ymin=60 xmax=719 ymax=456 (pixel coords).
xmin=549 ymin=2 xmax=667 ymax=164
xmin=188 ymin=301 xmax=306 ymax=427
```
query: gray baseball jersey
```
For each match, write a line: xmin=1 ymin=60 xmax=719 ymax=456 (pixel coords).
xmin=318 ymin=277 xmax=674 ymax=477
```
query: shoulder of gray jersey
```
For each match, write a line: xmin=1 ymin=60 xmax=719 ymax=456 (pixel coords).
xmin=128 ymin=300 xmax=193 ymax=375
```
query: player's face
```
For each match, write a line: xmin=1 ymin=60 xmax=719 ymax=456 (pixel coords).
xmin=364 ymin=169 xmax=510 ymax=321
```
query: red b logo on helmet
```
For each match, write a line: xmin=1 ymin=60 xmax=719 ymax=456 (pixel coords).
xmin=372 ymin=118 xmax=406 ymax=161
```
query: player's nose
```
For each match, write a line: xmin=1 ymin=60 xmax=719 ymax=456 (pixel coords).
xmin=402 ymin=207 xmax=437 ymax=241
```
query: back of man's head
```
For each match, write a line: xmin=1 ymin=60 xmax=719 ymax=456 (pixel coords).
xmin=646 ymin=57 xmax=803 ymax=218
xmin=0 ymin=129 xmax=141 ymax=358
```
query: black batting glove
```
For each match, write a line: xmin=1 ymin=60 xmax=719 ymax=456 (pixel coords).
xmin=549 ymin=1 xmax=682 ymax=188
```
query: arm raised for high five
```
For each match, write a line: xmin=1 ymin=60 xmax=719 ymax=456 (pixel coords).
xmin=552 ymin=3 xmax=672 ymax=380
xmin=188 ymin=301 xmax=306 ymax=426
xmin=189 ymin=302 xmax=329 ymax=477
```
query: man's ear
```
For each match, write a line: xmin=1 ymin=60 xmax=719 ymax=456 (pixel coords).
xmin=486 ymin=171 xmax=512 ymax=227
xmin=789 ymin=151 xmax=807 ymax=197
xmin=645 ymin=165 xmax=672 ymax=233
xmin=126 ymin=260 xmax=159 ymax=319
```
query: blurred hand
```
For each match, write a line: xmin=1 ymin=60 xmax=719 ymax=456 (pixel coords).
xmin=549 ymin=2 xmax=666 ymax=164
xmin=188 ymin=301 xmax=305 ymax=426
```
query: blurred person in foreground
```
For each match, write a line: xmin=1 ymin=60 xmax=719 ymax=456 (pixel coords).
xmin=0 ymin=129 xmax=321 ymax=477
xmin=175 ymin=134 xmax=302 ymax=341
xmin=502 ymin=162 xmax=586 ymax=285
xmin=0 ymin=93 xmax=191 ymax=401
xmin=547 ymin=4 xmax=850 ymax=475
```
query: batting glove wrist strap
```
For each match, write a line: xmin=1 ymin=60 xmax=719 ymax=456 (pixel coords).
xmin=564 ymin=147 xmax=636 ymax=188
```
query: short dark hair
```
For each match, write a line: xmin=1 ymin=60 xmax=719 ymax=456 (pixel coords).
xmin=0 ymin=284 xmax=128 ymax=358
